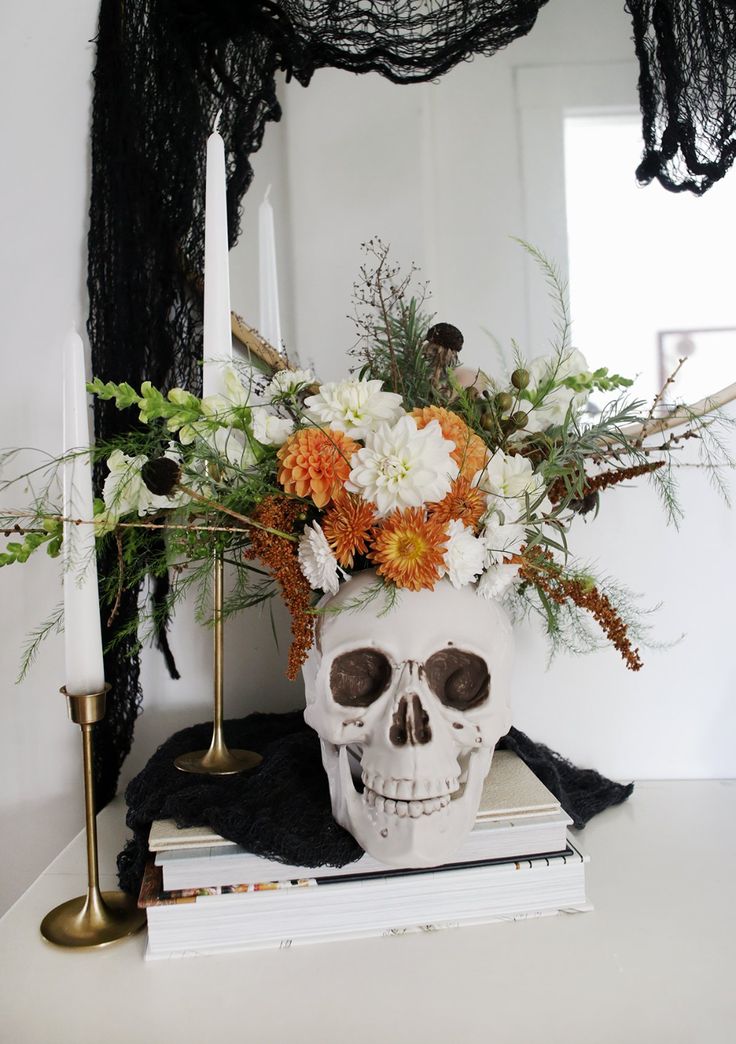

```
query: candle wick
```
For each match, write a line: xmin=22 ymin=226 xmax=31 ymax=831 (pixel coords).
xmin=213 ymin=109 xmax=223 ymax=135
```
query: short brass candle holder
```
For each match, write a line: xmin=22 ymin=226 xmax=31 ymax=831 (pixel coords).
xmin=40 ymin=684 xmax=146 ymax=948
xmin=175 ymin=549 xmax=262 ymax=775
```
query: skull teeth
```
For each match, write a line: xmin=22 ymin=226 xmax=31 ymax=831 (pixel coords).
xmin=363 ymin=787 xmax=451 ymax=816
xmin=361 ymin=773 xmax=459 ymax=800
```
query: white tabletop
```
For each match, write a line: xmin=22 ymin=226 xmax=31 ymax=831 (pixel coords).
xmin=1 ymin=780 xmax=734 ymax=1044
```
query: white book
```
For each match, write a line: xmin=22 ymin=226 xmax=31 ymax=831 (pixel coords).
xmin=157 ymin=809 xmax=572 ymax=891
xmin=145 ymin=842 xmax=589 ymax=960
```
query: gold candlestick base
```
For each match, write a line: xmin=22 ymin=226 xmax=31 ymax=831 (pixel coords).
xmin=40 ymin=686 xmax=145 ymax=949
xmin=175 ymin=745 xmax=262 ymax=775
xmin=174 ymin=549 xmax=262 ymax=776
xmin=41 ymin=889 xmax=145 ymax=949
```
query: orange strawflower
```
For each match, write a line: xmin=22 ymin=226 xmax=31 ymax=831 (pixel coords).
xmin=322 ymin=492 xmax=376 ymax=568
xmin=277 ymin=427 xmax=359 ymax=508
xmin=429 ymin=475 xmax=486 ymax=530
xmin=411 ymin=406 xmax=487 ymax=478
xmin=370 ymin=508 xmax=448 ymax=592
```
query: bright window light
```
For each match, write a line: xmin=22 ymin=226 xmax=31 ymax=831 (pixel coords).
xmin=564 ymin=112 xmax=736 ymax=405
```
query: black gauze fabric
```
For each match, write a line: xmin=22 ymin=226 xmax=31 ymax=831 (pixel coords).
xmin=627 ymin=0 xmax=736 ymax=193
xmin=117 ymin=713 xmax=633 ymax=896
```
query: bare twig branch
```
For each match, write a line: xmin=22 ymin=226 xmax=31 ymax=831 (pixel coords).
xmin=621 ymin=381 xmax=736 ymax=442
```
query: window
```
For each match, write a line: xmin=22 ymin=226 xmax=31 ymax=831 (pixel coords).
xmin=564 ymin=113 xmax=736 ymax=403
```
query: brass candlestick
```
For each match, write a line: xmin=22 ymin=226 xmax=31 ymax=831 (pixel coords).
xmin=174 ymin=549 xmax=262 ymax=774
xmin=40 ymin=684 xmax=146 ymax=948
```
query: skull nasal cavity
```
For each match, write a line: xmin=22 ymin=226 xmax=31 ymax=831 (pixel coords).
xmin=389 ymin=695 xmax=432 ymax=747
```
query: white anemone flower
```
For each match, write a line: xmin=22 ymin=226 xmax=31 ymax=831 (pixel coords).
xmin=346 ymin=416 xmax=459 ymax=517
xmin=251 ymin=411 xmax=294 ymax=447
xmin=267 ymin=368 xmax=314 ymax=397
xmin=441 ymin=519 xmax=487 ymax=589
xmin=304 ymin=378 xmax=404 ymax=439
xmin=297 ymin=521 xmax=342 ymax=595
xmin=103 ymin=446 xmax=186 ymax=518
xmin=477 ymin=563 xmax=520 ymax=600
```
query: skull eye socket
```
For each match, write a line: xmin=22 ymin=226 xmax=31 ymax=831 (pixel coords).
xmin=424 ymin=649 xmax=490 ymax=710
xmin=330 ymin=649 xmax=392 ymax=707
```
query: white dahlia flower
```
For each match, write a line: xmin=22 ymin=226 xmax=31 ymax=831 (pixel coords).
xmin=304 ymin=378 xmax=404 ymax=439
xmin=297 ymin=521 xmax=342 ymax=595
xmin=441 ymin=519 xmax=487 ymax=589
xmin=346 ymin=416 xmax=459 ymax=517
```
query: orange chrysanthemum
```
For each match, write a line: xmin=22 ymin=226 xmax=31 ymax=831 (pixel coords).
xmin=429 ymin=475 xmax=486 ymax=530
xmin=370 ymin=508 xmax=448 ymax=592
xmin=322 ymin=492 xmax=376 ymax=568
xmin=277 ymin=427 xmax=359 ymax=508
xmin=411 ymin=406 xmax=487 ymax=478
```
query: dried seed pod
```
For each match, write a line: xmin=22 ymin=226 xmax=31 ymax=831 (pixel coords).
xmin=426 ymin=323 xmax=464 ymax=355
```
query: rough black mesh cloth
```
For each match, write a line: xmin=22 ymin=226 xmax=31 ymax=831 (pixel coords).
xmin=117 ymin=712 xmax=633 ymax=895
xmin=627 ymin=0 xmax=736 ymax=193
xmin=87 ymin=0 xmax=551 ymax=807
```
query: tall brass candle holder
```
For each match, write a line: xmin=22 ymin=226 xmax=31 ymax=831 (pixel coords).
xmin=40 ymin=684 xmax=146 ymax=948
xmin=175 ymin=548 xmax=263 ymax=775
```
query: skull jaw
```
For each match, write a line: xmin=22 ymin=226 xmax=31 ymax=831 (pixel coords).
xmin=320 ymin=742 xmax=495 ymax=868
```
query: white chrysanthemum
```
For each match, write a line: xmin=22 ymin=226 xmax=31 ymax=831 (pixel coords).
xmin=441 ymin=519 xmax=486 ymax=589
xmin=304 ymin=379 xmax=404 ymax=439
xmin=103 ymin=448 xmax=185 ymax=518
xmin=251 ymin=411 xmax=294 ymax=447
xmin=524 ymin=349 xmax=590 ymax=433
xmin=267 ymin=368 xmax=314 ymax=397
xmin=297 ymin=521 xmax=342 ymax=595
xmin=482 ymin=510 xmax=525 ymax=565
xmin=346 ymin=416 xmax=459 ymax=517
xmin=477 ymin=563 xmax=520 ymax=600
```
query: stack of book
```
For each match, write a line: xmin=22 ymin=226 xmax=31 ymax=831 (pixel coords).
xmin=140 ymin=751 xmax=590 ymax=959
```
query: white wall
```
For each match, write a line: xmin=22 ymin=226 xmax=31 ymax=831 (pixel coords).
xmin=1 ymin=0 xmax=734 ymax=916
xmin=0 ymin=0 xmax=100 ymax=914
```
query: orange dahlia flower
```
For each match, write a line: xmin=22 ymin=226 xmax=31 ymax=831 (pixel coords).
xmin=370 ymin=508 xmax=448 ymax=592
xmin=411 ymin=406 xmax=487 ymax=478
xmin=277 ymin=427 xmax=359 ymax=509
xmin=322 ymin=492 xmax=376 ymax=568
xmin=429 ymin=475 xmax=486 ymax=530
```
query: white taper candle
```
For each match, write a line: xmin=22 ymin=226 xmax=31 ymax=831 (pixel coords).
xmin=258 ymin=184 xmax=282 ymax=351
xmin=62 ymin=328 xmax=105 ymax=695
xmin=202 ymin=111 xmax=233 ymax=400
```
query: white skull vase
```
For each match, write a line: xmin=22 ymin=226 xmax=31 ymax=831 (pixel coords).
xmin=303 ymin=569 xmax=514 ymax=867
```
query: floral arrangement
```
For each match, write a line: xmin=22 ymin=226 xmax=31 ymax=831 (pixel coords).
xmin=1 ymin=243 xmax=732 ymax=680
